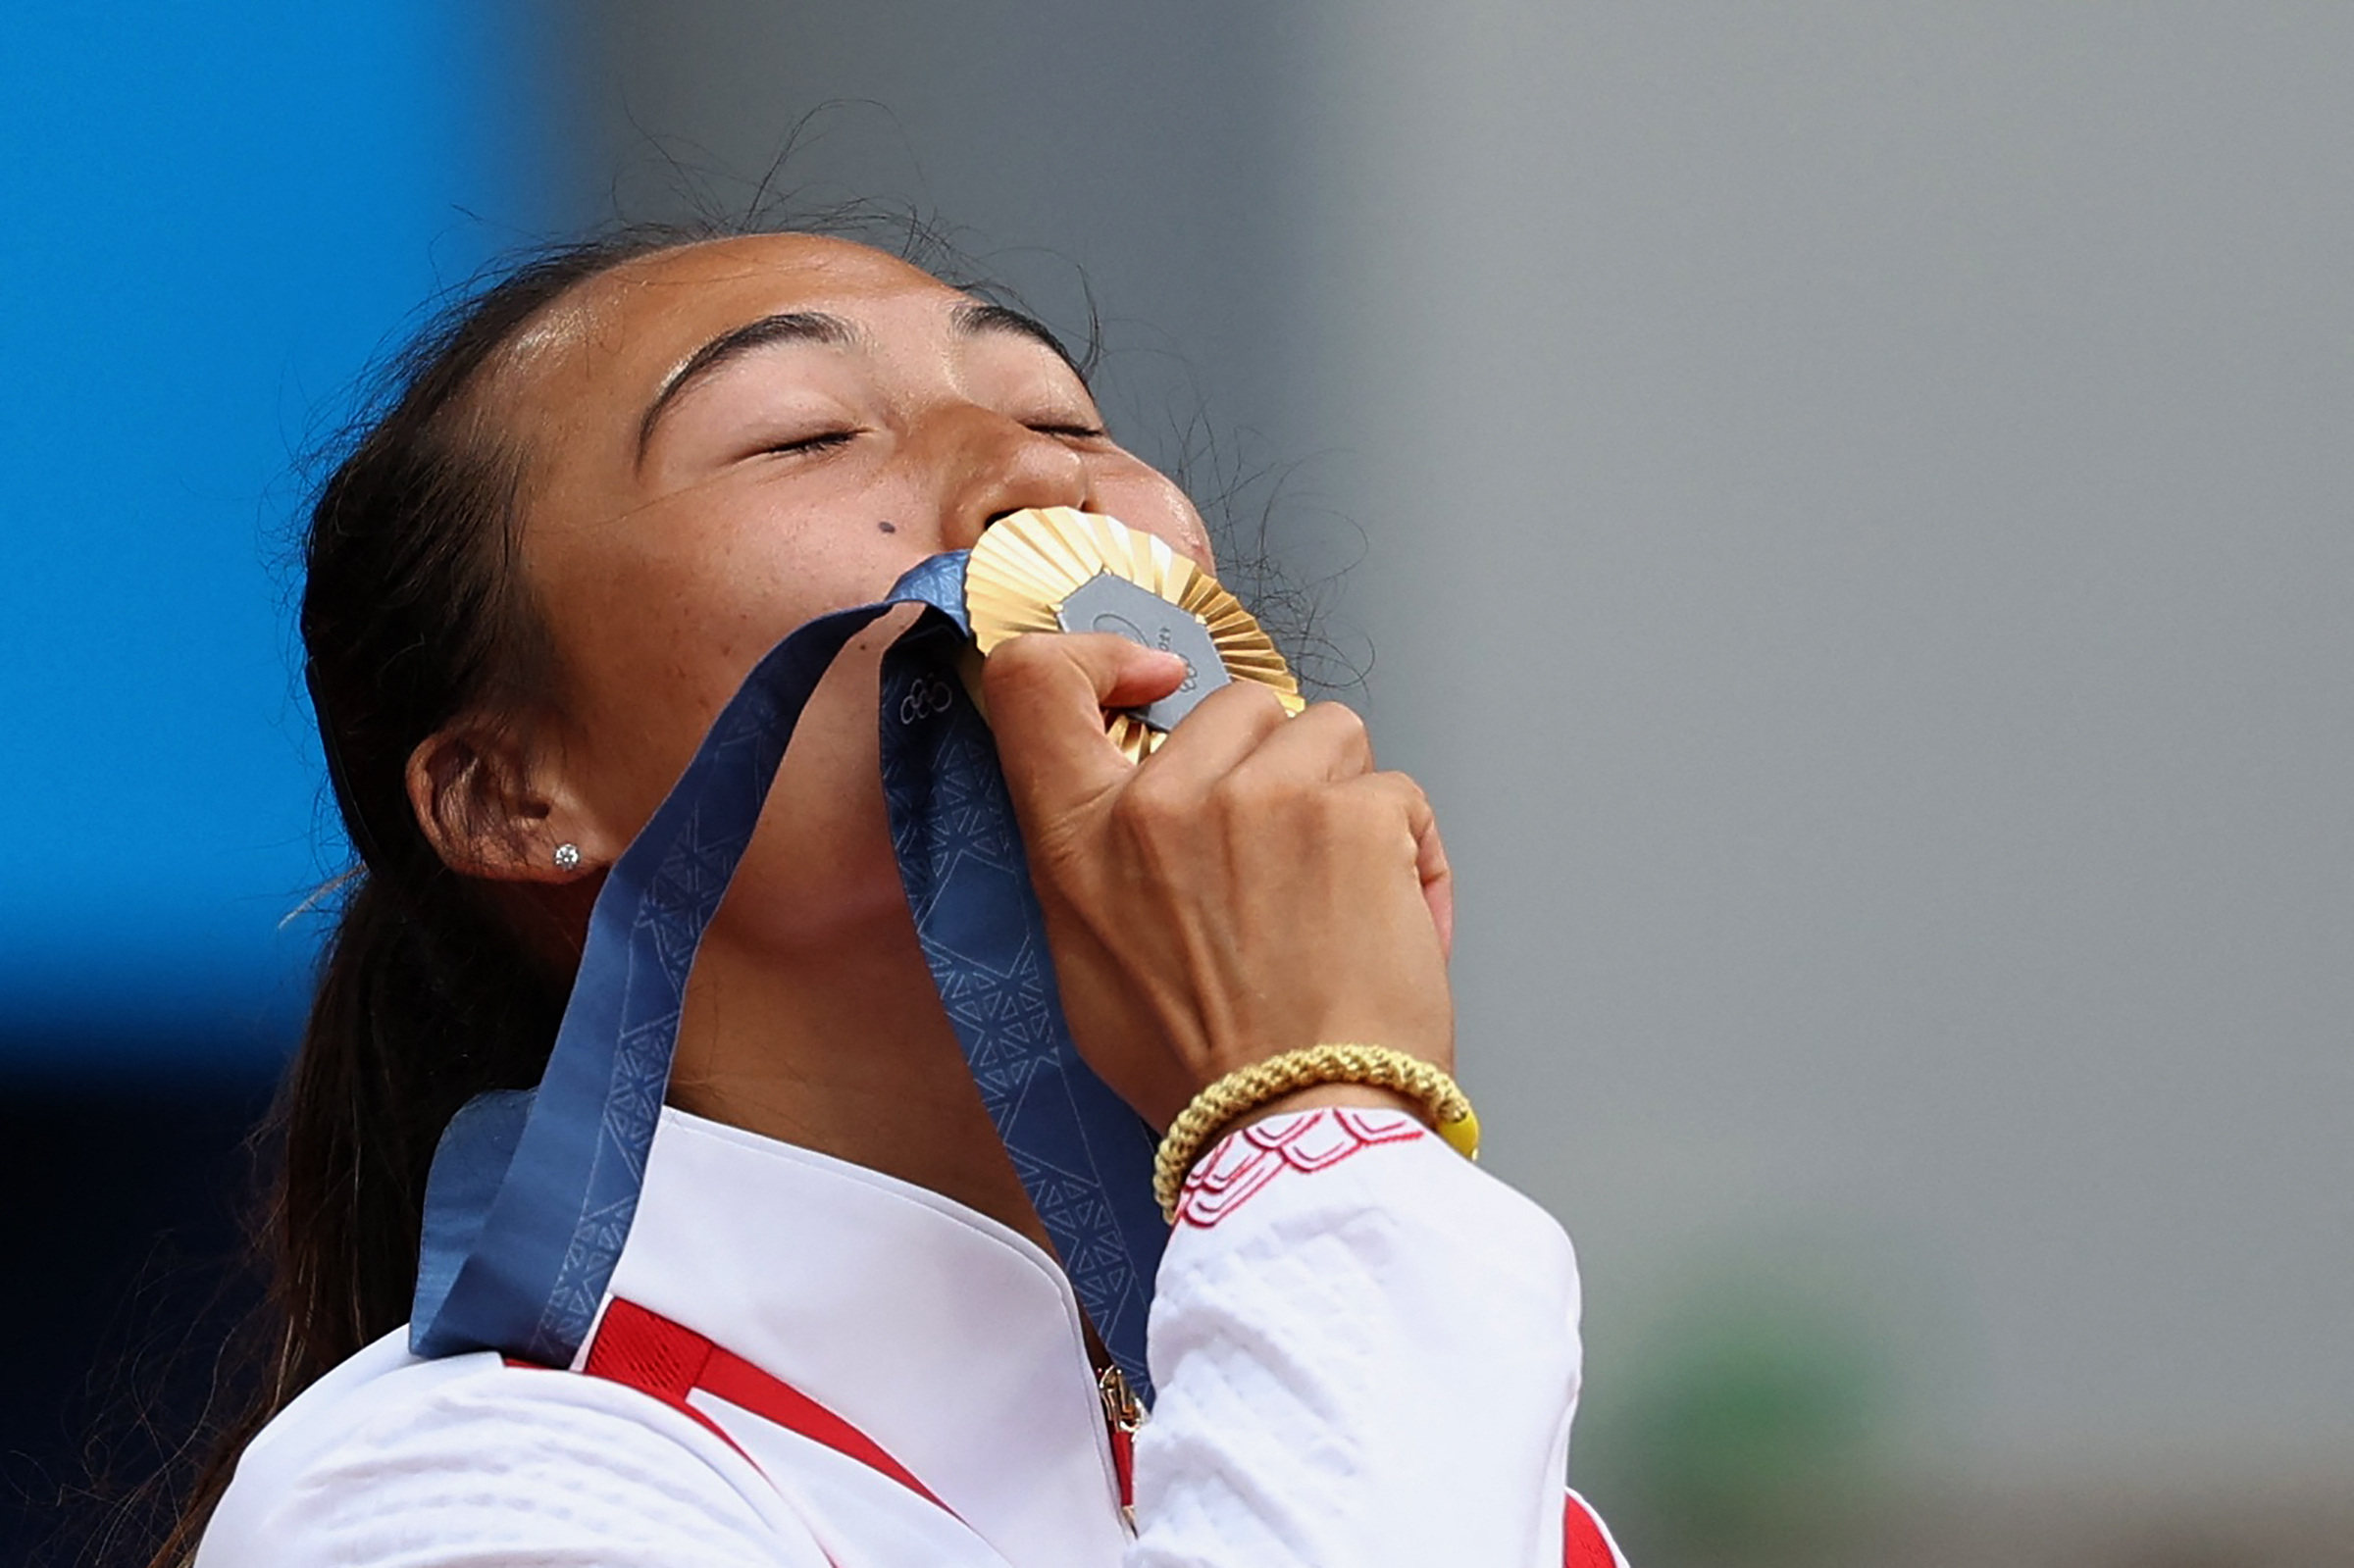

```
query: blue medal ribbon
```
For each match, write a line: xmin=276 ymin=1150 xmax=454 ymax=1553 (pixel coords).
xmin=411 ymin=552 xmax=1167 ymax=1398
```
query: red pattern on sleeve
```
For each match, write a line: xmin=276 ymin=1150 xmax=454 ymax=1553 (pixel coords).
xmin=1563 ymin=1492 xmax=1617 ymax=1568
xmin=1174 ymin=1107 xmax=1428 ymax=1228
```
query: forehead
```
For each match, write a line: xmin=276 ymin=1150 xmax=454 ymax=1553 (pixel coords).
xmin=497 ymin=233 xmax=973 ymax=406
xmin=599 ymin=231 xmax=962 ymax=321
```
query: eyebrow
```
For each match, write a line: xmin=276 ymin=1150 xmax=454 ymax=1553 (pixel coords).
xmin=636 ymin=311 xmax=857 ymax=465
xmin=951 ymin=301 xmax=1087 ymax=378
xmin=634 ymin=301 xmax=1089 ymax=468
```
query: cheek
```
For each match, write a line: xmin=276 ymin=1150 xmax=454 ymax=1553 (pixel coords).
xmin=1094 ymin=471 xmax=1215 ymax=571
xmin=720 ymin=622 xmax=914 ymax=948
xmin=537 ymin=492 xmax=933 ymax=816
xmin=564 ymin=595 xmax=919 ymax=950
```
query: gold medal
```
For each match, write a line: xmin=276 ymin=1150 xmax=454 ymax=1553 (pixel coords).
xmin=965 ymin=507 xmax=1305 ymax=760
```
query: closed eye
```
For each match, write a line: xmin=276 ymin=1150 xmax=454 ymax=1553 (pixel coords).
xmin=759 ymin=430 xmax=859 ymax=458
xmin=1029 ymin=422 xmax=1107 ymax=440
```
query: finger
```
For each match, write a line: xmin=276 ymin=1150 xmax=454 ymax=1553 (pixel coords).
xmin=1236 ymin=698 xmax=1376 ymax=784
xmin=1417 ymin=814 xmax=1455 ymax=961
xmin=986 ymin=632 xmax=1188 ymax=809
xmin=1134 ymin=678 xmax=1294 ymax=791
xmin=1351 ymin=771 xmax=1455 ymax=959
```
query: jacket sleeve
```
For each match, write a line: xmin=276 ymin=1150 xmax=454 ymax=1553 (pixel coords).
xmin=1128 ymin=1106 xmax=1615 ymax=1567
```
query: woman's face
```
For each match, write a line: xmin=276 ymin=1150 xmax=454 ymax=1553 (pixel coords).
xmin=486 ymin=233 xmax=1212 ymax=943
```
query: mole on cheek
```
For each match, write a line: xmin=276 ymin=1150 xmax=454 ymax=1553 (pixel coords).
xmin=876 ymin=520 xmax=897 ymax=533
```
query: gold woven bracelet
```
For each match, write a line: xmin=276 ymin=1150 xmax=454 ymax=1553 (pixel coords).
xmin=1152 ymin=1044 xmax=1481 ymax=1222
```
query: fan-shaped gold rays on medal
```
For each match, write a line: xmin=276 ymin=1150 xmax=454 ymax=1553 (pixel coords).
xmin=965 ymin=507 xmax=1305 ymax=761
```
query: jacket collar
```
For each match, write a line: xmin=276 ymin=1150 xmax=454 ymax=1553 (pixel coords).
xmin=602 ymin=1106 xmax=1128 ymax=1562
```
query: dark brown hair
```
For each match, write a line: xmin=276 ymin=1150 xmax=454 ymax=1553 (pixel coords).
xmin=143 ymin=226 xmax=697 ymax=1568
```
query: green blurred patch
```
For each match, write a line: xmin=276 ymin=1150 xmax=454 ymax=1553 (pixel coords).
xmin=1573 ymin=1258 xmax=1897 ymax=1568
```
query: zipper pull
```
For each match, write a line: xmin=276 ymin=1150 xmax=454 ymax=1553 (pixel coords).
xmin=1098 ymin=1364 xmax=1144 ymax=1528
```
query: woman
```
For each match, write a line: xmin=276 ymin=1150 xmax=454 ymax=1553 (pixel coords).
xmin=176 ymin=227 xmax=1625 ymax=1566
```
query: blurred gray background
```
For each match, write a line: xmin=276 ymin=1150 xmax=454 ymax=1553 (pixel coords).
xmin=565 ymin=6 xmax=2350 ymax=1564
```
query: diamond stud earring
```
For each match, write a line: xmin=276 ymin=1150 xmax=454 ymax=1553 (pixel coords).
xmin=552 ymin=842 xmax=582 ymax=872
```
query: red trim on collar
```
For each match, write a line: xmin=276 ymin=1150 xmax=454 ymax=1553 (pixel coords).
xmin=582 ymin=1297 xmax=955 ymax=1517
xmin=536 ymin=1295 xmax=1615 ymax=1561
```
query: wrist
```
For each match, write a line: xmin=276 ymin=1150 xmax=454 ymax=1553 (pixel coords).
xmin=1152 ymin=1044 xmax=1482 ymax=1222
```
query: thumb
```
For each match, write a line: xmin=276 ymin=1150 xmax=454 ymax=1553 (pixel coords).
xmin=983 ymin=631 xmax=1188 ymax=811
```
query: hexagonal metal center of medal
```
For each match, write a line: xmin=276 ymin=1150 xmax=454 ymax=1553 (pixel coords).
xmin=1055 ymin=570 xmax=1232 ymax=732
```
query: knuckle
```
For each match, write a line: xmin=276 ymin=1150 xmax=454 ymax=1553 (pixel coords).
xmin=1305 ymin=703 xmax=1374 ymax=772
xmin=1205 ymin=680 xmax=1285 ymax=726
xmin=1111 ymin=773 xmax=1186 ymax=836
xmin=1305 ymin=699 xmax=1368 ymax=743
xmin=1335 ymin=775 xmax=1414 ymax=835
xmin=1205 ymin=773 xmax=1267 ymax=823
xmin=1315 ymin=784 xmax=1374 ymax=833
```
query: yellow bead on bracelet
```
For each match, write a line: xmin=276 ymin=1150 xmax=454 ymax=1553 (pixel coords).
xmin=1152 ymin=1044 xmax=1482 ymax=1223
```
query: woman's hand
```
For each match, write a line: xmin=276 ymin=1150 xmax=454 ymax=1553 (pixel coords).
xmin=983 ymin=632 xmax=1455 ymax=1131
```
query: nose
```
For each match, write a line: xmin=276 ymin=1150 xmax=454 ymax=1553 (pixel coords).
xmin=929 ymin=404 xmax=1093 ymax=552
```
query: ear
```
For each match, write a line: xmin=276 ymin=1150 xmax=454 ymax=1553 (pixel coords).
xmin=404 ymin=718 xmax=615 ymax=884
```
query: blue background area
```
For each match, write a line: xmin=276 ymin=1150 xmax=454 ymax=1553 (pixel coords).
xmin=0 ymin=4 xmax=548 ymax=1068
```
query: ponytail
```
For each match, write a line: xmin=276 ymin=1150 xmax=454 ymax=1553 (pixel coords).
xmin=275 ymin=870 xmax=566 ymax=1382
xmin=142 ymin=228 xmax=697 ymax=1568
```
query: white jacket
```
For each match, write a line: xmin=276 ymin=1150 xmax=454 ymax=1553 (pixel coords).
xmin=197 ymin=1104 xmax=1627 ymax=1567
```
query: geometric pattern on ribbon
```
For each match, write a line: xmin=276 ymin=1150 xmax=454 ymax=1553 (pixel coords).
xmin=879 ymin=616 xmax=1167 ymax=1400
xmin=412 ymin=604 xmax=883 ymax=1366
xmin=410 ymin=552 xmax=1166 ymax=1402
